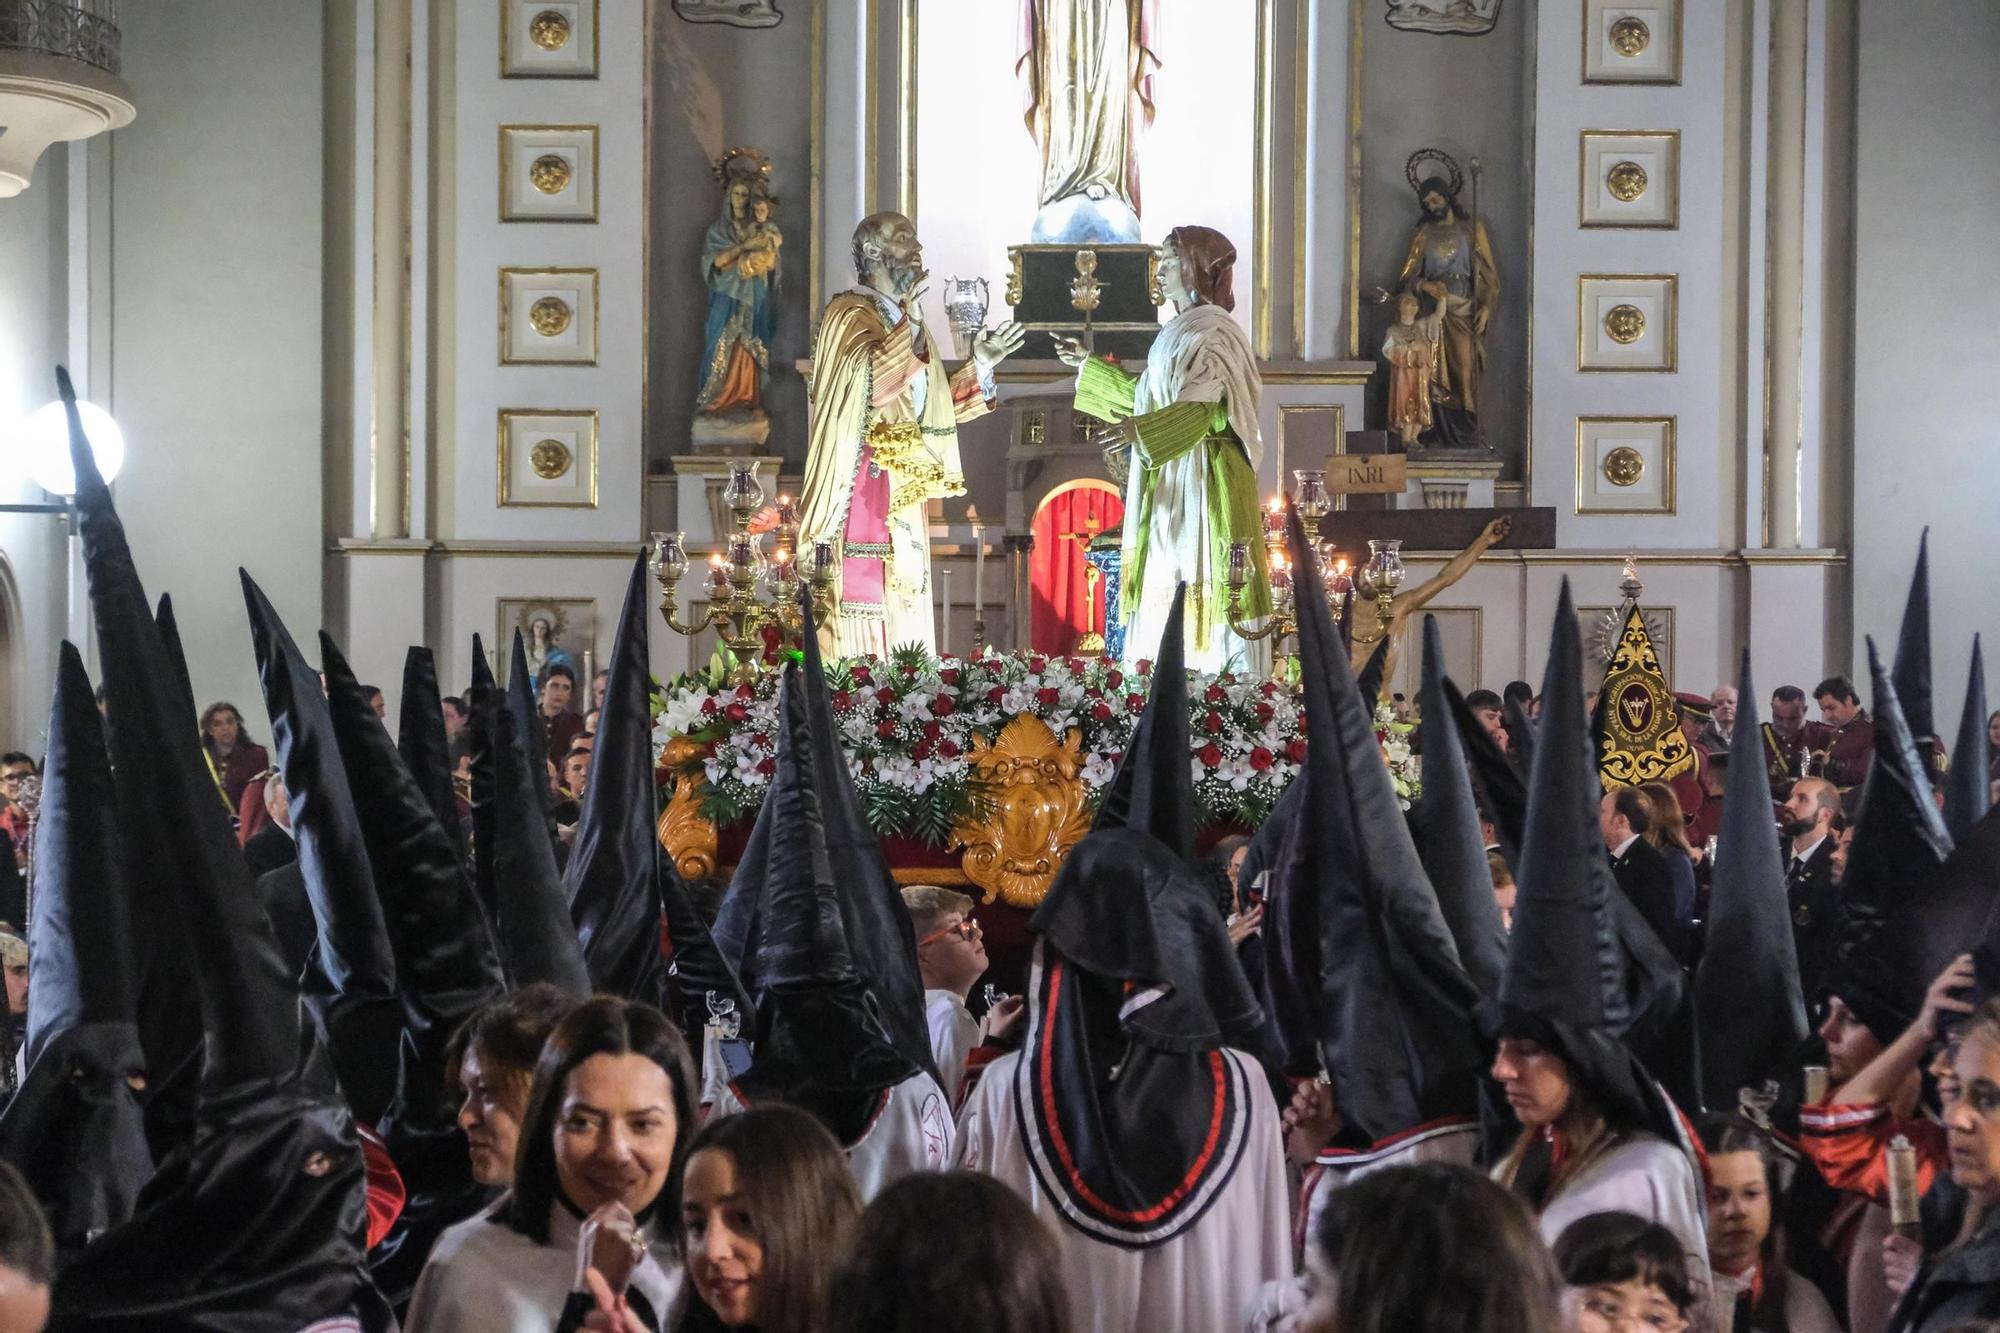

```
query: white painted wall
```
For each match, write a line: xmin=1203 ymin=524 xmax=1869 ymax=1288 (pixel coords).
xmin=1851 ymin=0 xmax=2000 ymax=694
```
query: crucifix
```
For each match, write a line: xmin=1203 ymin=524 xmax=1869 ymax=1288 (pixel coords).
xmin=1058 ymin=513 xmax=1108 ymax=656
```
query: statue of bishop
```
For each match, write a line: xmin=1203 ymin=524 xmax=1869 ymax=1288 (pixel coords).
xmin=1017 ymin=0 xmax=1162 ymax=243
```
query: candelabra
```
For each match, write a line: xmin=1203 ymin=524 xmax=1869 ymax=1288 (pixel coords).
xmin=652 ymin=462 xmax=836 ymax=684
xmin=1223 ymin=469 xmax=1350 ymax=672
xmin=1347 ymin=538 xmax=1408 ymax=647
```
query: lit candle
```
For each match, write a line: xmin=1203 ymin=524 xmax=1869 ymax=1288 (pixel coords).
xmin=941 ymin=569 xmax=953 ymax=653
xmin=1262 ymin=501 xmax=1285 ymax=538
xmin=776 ymin=493 xmax=797 ymax=527
xmin=969 ymin=506 xmax=986 ymax=622
xmin=813 ymin=540 xmax=836 ymax=581
xmin=1228 ymin=541 xmax=1249 ymax=587
xmin=1802 ymin=1064 xmax=1828 ymax=1105
xmin=708 ymin=554 xmax=727 ymax=596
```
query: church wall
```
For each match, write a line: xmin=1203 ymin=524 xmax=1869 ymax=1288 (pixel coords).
xmin=1358 ymin=0 xmax=1531 ymax=479
xmin=0 ymin=152 xmax=73 ymax=749
xmin=1850 ymin=0 xmax=2000 ymax=688
xmin=103 ymin=0 xmax=328 ymax=732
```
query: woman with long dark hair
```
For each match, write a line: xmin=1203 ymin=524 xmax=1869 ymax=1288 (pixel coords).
xmin=444 ymin=984 xmax=578 ymax=1188
xmin=404 ymin=996 xmax=699 ymax=1332
xmin=1700 ymin=1115 xmax=1840 ymax=1332
xmin=677 ymin=1103 xmax=861 ymax=1333
xmin=199 ymin=700 xmax=268 ymax=816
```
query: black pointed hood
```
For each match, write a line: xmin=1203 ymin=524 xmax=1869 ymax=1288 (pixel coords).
xmin=1354 ymin=636 xmax=1391 ymax=714
xmin=397 ymin=645 xmax=466 ymax=863
xmin=1265 ymin=510 xmax=1482 ymax=1140
xmin=567 ymin=552 xmax=668 ymax=1007
xmin=1501 ymin=580 xmax=1678 ymax=1135
xmin=661 ymin=855 xmax=753 ymax=1051
xmin=1504 ymin=693 xmax=1537 ymax=777
xmin=1092 ymin=585 xmax=1194 ymax=862
xmin=1824 ymin=639 xmax=1955 ymax=1043
xmin=1413 ymin=616 xmax=1508 ymax=1002
xmin=1443 ymin=674 xmax=1527 ymax=868
xmin=1892 ymin=530 xmax=1935 ymax=750
xmin=53 ymin=367 xmax=389 ymax=1328
xmin=476 ymin=631 xmax=591 ymax=994
xmin=0 ymin=642 xmax=152 ymax=1251
xmin=1947 ymin=636 xmax=1992 ymax=840
xmin=1695 ymin=651 xmax=1807 ymax=1111
xmin=735 ymin=669 xmax=919 ymax=1143
xmin=154 ymin=593 xmax=199 ymax=742
xmin=507 ymin=631 xmax=557 ymax=846
xmin=242 ymin=570 xmax=402 ymax=1125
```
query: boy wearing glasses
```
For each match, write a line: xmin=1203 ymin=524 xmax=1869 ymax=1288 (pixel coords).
xmin=902 ymin=885 xmax=1023 ymax=1103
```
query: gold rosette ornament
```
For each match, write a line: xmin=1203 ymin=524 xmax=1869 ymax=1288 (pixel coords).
xmin=1598 ymin=605 xmax=1694 ymax=787
xmin=950 ymin=715 xmax=1094 ymax=908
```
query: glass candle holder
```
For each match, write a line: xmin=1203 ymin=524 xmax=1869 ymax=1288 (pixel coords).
xmin=1364 ymin=538 xmax=1406 ymax=595
xmin=723 ymin=461 xmax=764 ymax=517
xmin=654 ymin=531 xmax=688 ymax=581
xmin=1227 ymin=541 xmax=1250 ymax=588
xmin=1293 ymin=469 xmax=1331 ymax=521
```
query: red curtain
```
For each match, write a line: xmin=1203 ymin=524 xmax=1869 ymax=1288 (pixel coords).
xmin=1030 ymin=482 xmax=1125 ymax=655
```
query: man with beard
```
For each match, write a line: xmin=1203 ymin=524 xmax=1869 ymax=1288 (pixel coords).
xmin=798 ymin=213 xmax=1026 ymax=656
xmin=1781 ymin=776 xmax=1843 ymax=999
xmin=1394 ymin=174 xmax=1498 ymax=444
xmin=1765 ymin=684 xmax=1833 ymax=799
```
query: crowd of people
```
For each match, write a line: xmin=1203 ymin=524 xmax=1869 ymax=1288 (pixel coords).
xmin=0 ymin=400 xmax=1997 ymax=1332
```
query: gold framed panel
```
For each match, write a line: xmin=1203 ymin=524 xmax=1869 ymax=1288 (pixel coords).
xmin=501 ymin=0 xmax=600 ymax=78
xmin=1578 ymin=130 xmax=1680 ymax=230
xmin=1577 ymin=273 xmax=1678 ymax=372
xmin=1582 ymin=0 xmax=1682 ymax=85
xmin=498 ymin=408 xmax=600 ymax=508
xmin=1574 ymin=415 xmax=1676 ymax=515
xmin=499 ymin=266 xmax=600 ymax=365
xmin=499 ymin=124 xmax=600 ymax=222
xmin=1388 ymin=604 xmax=1481 ymax=698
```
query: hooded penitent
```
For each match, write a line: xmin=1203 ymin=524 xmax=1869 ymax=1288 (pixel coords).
xmin=1822 ymin=640 xmax=1955 ymax=1046
xmin=506 ymin=632 xmax=559 ymax=850
xmin=730 ymin=667 xmax=922 ymax=1145
xmin=1354 ymin=636 xmax=1390 ymax=715
xmin=1946 ymin=636 xmax=1991 ymax=841
xmin=567 ymin=552 xmax=670 ymax=1009
xmin=1257 ymin=511 xmax=1484 ymax=1143
xmin=468 ymin=632 xmax=591 ymax=994
xmin=1017 ymin=826 xmax=1267 ymax=1247
xmin=243 ymin=570 xmax=404 ymax=1126
xmin=154 ymin=593 xmax=200 ymax=744
xmin=1694 ymin=651 xmax=1808 ymax=1112
xmin=1443 ymin=673 xmax=1528 ymax=869
xmin=0 ymin=643 xmax=153 ymax=1253
xmin=1091 ymin=585 xmax=1195 ymax=864
xmin=1503 ymin=692 xmax=1537 ymax=778
xmin=1412 ymin=615 xmax=1509 ymax=1004
xmin=396 ymin=645 xmax=466 ymax=864
xmin=320 ymin=631 xmax=506 ymax=1311
xmin=1892 ymin=529 xmax=1935 ymax=752
xmin=1499 ymin=579 xmax=1682 ymax=1145
xmin=47 ymin=367 xmax=391 ymax=1330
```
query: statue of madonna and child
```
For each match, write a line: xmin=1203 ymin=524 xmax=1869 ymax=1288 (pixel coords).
xmin=695 ymin=149 xmax=784 ymax=440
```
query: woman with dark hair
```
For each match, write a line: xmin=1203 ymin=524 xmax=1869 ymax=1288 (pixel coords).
xmin=828 ymin=1171 xmax=1067 ymax=1333
xmin=1055 ymin=224 xmax=1268 ymax=672
xmin=444 ymin=984 xmax=579 ymax=1187
xmin=1699 ymin=1115 xmax=1840 ymax=1332
xmin=1554 ymin=1210 xmax=1699 ymax=1332
xmin=1288 ymin=1162 xmax=1562 ymax=1333
xmin=678 ymin=1103 xmax=862 ymax=1333
xmin=404 ymin=996 xmax=700 ymax=1332
xmin=199 ymin=700 xmax=269 ymax=815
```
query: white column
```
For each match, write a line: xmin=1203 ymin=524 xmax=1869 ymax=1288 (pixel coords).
xmin=370 ymin=0 xmax=412 ymax=540
xmin=1763 ymin=0 xmax=1808 ymax=548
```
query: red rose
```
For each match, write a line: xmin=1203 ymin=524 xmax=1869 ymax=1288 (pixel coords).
xmin=750 ymin=732 xmax=769 ymax=748
xmin=1249 ymin=747 xmax=1274 ymax=771
xmin=1221 ymin=672 xmax=1237 ymax=685
xmin=1136 ymin=659 xmax=1154 ymax=676
xmin=755 ymin=756 xmax=775 ymax=777
xmin=1127 ymin=693 xmax=1146 ymax=712
xmin=1255 ymin=701 xmax=1274 ymax=724
xmin=939 ymin=739 xmax=961 ymax=759
xmin=1197 ymin=743 xmax=1223 ymax=768
xmin=1204 ymin=683 xmax=1226 ymax=703
xmin=1287 ymin=739 xmax=1308 ymax=764
xmin=1202 ymin=710 xmax=1224 ymax=734
xmin=834 ymin=690 xmax=855 ymax=712
xmin=988 ymin=685 xmax=1007 ymax=704
xmin=876 ymin=721 xmax=897 ymax=740
xmin=1036 ymin=687 xmax=1060 ymax=707
xmin=851 ymin=665 xmax=873 ymax=685
xmin=940 ymin=668 xmax=960 ymax=685
xmin=932 ymin=694 xmax=956 ymax=717
xmin=876 ymin=687 xmax=898 ymax=706
xmin=1065 ymin=656 xmax=1084 ymax=673
xmin=900 ymin=661 xmax=918 ymax=677
xmin=1029 ymin=656 xmax=1047 ymax=674
xmin=735 ymin=683 xmax=756 ymax=701
xmin=700 ymin=697 xmax=718 ymax=715
xmin=923 ymin=720 xmax=942 ymax=741
xmin=1107 ymin=670 xmax=1124 ymax=689
xmin=1091 ymin=702 xmax=1114 ymax=723
xmin=1260 ymin=681 xmax=1278 ymax=698
xmin=913 ymin=739 xmax=934 ymax=761
xmin=725 ymin=702 xmax=749 ymax=724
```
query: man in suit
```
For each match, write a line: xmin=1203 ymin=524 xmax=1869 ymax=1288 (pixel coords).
xmin=1599 ymin=785 xmax=1686 ymax=964
xmin=1780 ymin=775 xmax=1843 ymax=1000
xmin=240 ymin=769 xmax=298 ymax=878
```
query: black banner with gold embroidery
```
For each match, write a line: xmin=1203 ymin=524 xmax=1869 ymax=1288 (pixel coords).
xmin=1599 ymin=606 xmax=1695 ymax=787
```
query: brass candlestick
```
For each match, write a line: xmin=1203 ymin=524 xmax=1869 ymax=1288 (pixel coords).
xmin=1224 ymin=470 xmax=1348 ymax=674
xmin=653 ymin=463 xmax=836 ymax=684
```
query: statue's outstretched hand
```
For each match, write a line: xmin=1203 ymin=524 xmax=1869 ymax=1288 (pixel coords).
xmin=1481 ymin=515 xmax=1513 ymax=546
xmin=971 ymin=320 xmax=1027 ymax=375
xmin=1051 ymin=334 xmax=1089 ymax=368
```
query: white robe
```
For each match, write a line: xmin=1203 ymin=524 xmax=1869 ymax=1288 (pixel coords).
xmin=925 ymin=988 xmax=981 ymax=1104
xmin=1109 ymin=302 xmax=1268 ymax=676
xmin=1530 ymin=1135 xmax=1714 ymax=1326
xmin=708 ymin=1070 xmax=954 ymax=1203
xmin=958 ymin=1046 xmax=1291 ymax=1333
xmin=402 ymin=1199 xmax=684 ymax=1333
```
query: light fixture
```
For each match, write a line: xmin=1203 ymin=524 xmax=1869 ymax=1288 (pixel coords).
xmin=13 ymin=398 xmax=126 ymax=496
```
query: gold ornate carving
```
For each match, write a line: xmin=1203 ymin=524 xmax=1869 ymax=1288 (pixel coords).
xmin=529 ymin=153 xmax=572 ymax=194
xmin=1146 ymin=247 xmax=1166 ymax=306
xmin=1603 ymin=303 xmax=1646 ymax=345
xmin=529 ymin=295 xmax=573 ymax=338
xmin=950 ymin=715 xmax=1094 ymax=909
xmin=1004 ymin=247 xmax=1025 ymax=307
xmin=529 ymin=9 xmax=572 ymax=50
xmin=529 ymin=437 xmax=573 ymax=479
xmin=1598 ymin=605 xmax=1694 ymax=786
xmin=655 ymin=736 xmax=719 ymax=882
xmin=1605 ymin=160 xmax=1648 ymax=202
xmin=1601 ymin=445 xmax=1646 ymax=487
xmin=1608 ymin=15 xmax=1650 ymax=57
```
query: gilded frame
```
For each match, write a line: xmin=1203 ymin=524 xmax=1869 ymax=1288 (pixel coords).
xmin=1578 ymin=130 xmax=1680 ymax=230
xmin=497 ymin=407 xmax=601 ymax=508
xmin=499 ymin=123 xmax=601 ymax=223
xmin=499 ymin=266 xmax=601 ymax=366
xmin=1574 ymin=415 xmax=1677 ymax=516
xmin=501 ymin=0 xmax=601 ymax=78
xmin=1581 ymin=0 xmax=1683 ymax=86
xmin=1577 ymin=273 xmax=1678 ymax=373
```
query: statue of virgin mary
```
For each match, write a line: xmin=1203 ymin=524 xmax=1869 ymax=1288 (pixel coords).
xmin=1016 ymin=0 xmax=1161 ymax=243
